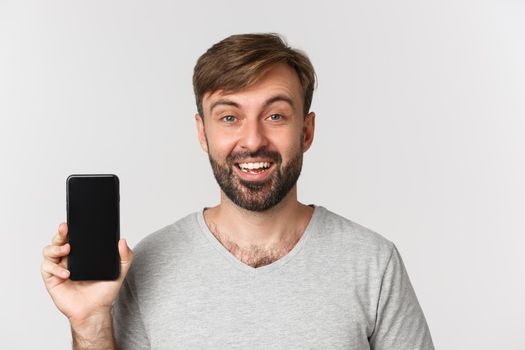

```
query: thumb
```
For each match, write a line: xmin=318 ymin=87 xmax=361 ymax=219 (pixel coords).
xmin=118 ymin=239 xmax=134 ymax=276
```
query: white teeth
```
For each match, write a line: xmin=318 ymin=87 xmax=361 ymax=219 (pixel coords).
xmin=238 ymin=162 xmax=271 ymax=170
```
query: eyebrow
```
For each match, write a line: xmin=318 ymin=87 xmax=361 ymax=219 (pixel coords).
xmin=208 ymin=94 xmax=295 ymax=115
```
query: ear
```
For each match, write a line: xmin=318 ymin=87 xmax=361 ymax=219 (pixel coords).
xmin=195 ymin=113 xmax=209 ymax=153
xmin=302 ymin=111 xmax=315 ymax=152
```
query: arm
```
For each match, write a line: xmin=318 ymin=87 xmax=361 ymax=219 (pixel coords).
xmin=369 ymin=244 xmax=435 ymax=350
xmin=112 ymin=272 xmax=151 ymax=348
xmin=71 ymin=312 xmax=115 ymax=350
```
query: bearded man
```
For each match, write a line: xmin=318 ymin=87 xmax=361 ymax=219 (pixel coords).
xmin=42 ymin=33 xmax=435 ymax=349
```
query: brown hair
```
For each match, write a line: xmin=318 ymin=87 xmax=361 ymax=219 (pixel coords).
xmin=193 ymin=33 xmax=316 ymax=119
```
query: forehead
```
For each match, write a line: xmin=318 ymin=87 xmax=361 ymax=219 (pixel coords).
xmin=203 ymin=63 xmax=303 ymax=112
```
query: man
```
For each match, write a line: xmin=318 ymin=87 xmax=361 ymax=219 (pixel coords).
xmin=42 ymin=33 xmax=435 ymax=349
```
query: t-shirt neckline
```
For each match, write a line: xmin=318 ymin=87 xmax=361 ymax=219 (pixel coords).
xmin=195 ymin=204 xmax=323 ymax=275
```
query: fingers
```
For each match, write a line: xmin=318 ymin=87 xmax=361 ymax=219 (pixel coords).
xmin=41 ymin=258 xmax=70 ymax=280
xmin=52 ymin=222 xmax=68 ymax=246
xmin=118 ymin=239 xmax=133 ymax=265
xmin=41 ymin=223 xmax=70 ymax=284
xmin=42 ymin=243 xmax=70 ymax=264
xmin=118 ymin=239 xmax=134 ymax=278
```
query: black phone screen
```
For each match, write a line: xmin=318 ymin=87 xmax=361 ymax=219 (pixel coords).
xmin=66 ymin=174 xmax=120 ymax=280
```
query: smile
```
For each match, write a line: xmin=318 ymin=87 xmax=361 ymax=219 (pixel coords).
xmin=233 ymin=161 xmax=276 ymax=180
xmin=237 ymin=162 xmax=272 ymax=174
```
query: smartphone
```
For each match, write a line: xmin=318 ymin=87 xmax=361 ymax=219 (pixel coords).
xmin=66 ymin=174 xmax=120 ymax=280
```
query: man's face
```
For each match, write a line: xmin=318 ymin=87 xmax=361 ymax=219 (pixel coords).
xmin=196 ymin=63 xmax=315 ymax=212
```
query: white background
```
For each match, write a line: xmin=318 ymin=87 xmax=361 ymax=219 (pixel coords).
xmin=1 ymin=0 xmax=524 ymax=349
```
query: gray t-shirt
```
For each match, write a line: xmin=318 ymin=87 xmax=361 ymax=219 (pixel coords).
xmin=112 ymin=205 xmax=434 ymax=349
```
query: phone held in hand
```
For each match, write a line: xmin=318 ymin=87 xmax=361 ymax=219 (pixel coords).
xmin=66 ymin=174 xmax=120 ymax=281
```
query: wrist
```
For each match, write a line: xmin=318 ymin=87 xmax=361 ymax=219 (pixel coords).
xmin=70 ymin=311 xmax=114 ymax=349
xmin=69 ymin=309 xmax=112 ymax=330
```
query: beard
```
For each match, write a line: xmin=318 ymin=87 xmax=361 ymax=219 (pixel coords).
xmin=208 ymin=139 xmax=304 ymax=212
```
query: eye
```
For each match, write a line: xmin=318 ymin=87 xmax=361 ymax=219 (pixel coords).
xmin=268 ymin=114 xmax=283 ymax=121
xmin=221 ymin=115 xmax=237 ymax=123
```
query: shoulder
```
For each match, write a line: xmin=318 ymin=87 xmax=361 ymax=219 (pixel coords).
xmin=126 ymin=212 xmax=200 ymax=282
xmin=313 ymin=206 xmax=395 ymax=262
xmin=132 ymin=212 xmax=197 ymax=257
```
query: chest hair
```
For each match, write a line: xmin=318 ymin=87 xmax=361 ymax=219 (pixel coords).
xmin=207 ymin=221 xmax=303 ymax=268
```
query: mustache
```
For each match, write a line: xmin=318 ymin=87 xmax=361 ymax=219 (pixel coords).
xmin=226 ymin=148 xmax=282 ymax=164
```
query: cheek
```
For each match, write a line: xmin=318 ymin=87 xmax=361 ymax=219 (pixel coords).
xmin=271 ymin=130 xmax=303 ymax=157
xmin=206 ymin=132 xmax=236 ymax=160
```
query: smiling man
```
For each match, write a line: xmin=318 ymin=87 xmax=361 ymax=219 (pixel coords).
xmin=41 ymin=33 xmax=435 ymax=349
xmin=195 ymin=59 xmax=316 ymax=267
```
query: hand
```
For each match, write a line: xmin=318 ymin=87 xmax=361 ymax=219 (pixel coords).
xmin=41 ymin=222 xmax=134 ymax=327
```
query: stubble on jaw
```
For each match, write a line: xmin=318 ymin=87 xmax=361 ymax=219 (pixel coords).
xmin=206 ymin=133 xmax=305 ymax=212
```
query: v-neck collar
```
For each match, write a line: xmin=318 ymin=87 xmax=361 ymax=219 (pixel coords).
xmin=195 ymin=204 xmax=323 ymax=275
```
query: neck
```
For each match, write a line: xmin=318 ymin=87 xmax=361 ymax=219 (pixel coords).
xmin=203 ymin=186 xmax=314 ymax=248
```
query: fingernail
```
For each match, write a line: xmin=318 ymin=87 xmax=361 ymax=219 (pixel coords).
xmin=61 ymin=270 xmax=69 ymax=278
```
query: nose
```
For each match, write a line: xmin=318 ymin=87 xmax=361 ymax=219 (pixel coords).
xmin=238 ymin=118 xmax=269 ymax=151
